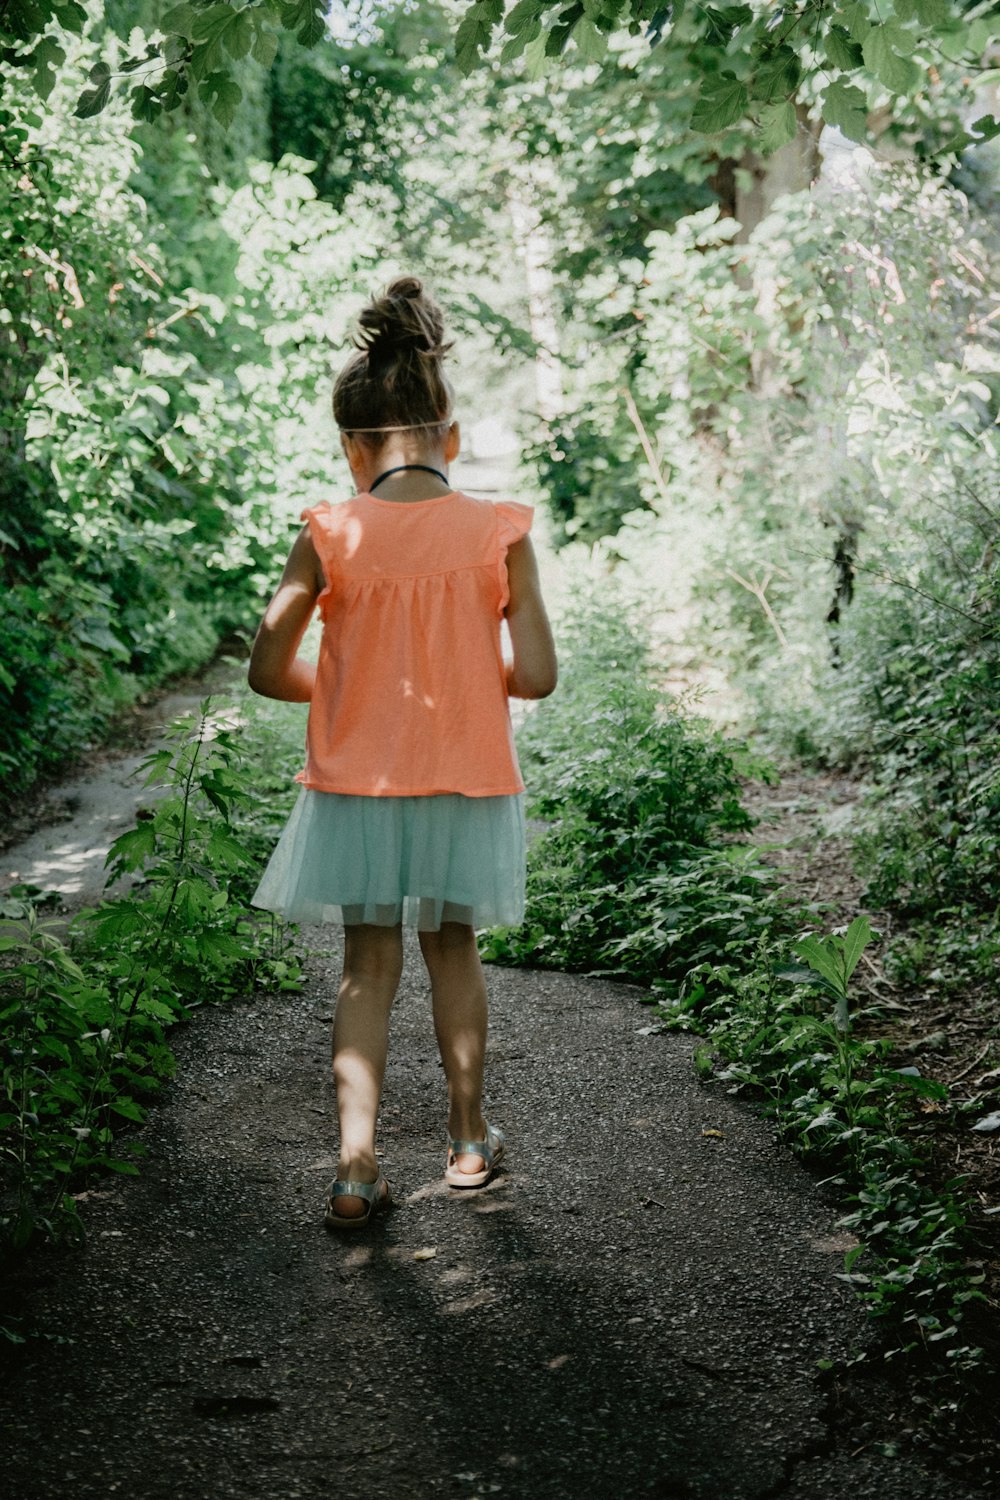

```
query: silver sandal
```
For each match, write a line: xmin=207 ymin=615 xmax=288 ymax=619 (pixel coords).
xmin=445 ymin=1121 xmax=505 ymax=1189
xmin=324 ymin=1171 xmax=392 ymax=1231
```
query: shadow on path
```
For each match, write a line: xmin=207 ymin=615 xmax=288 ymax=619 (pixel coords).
xmin=1 ymin=931 xmax=988 ymax=1500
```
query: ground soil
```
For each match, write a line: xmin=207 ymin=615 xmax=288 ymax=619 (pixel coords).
xmin=1 ymin=711 xmax=998 ymax=1499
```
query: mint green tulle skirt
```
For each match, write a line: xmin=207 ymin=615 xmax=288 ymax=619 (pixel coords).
xmin=250 ymin=788 xmax=526 ymax=931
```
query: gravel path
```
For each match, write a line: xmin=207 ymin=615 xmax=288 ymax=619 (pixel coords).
xmin=1 ymin=927 xmax=990 ymax=1500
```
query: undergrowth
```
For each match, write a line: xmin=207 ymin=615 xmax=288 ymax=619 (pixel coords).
xmin=0 ymin=699 xmax=303 ymax=1276
xmin=486 ymin=596 xmax=990 ymax=1383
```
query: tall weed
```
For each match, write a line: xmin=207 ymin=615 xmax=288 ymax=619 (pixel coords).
xmin=0 ymin=701 xmax=301 ymax=1257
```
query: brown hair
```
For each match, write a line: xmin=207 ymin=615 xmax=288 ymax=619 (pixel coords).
xmin=333 ymin=276 xmax=453 ymax=440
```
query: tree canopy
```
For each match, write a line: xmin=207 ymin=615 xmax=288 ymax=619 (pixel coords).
xmin=2 ymin=1 xmax=997 ymax=152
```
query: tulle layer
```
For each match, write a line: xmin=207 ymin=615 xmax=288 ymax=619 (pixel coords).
xmin=250 ymin=788 xmax=526 ymax=931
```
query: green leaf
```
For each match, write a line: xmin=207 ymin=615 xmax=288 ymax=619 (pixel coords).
xmin=222 ymin=12 xmax=254 ymax=60
xmin=161 ymin=2 xmax=197 ymax=32
xmin=822 ymin=76 xmax=868 ymax=140
xmin=750 ymin=46 xmax=801 ymax=103
xmin=27 ymin=36 xmax=65 ymax=100
xmin=969 ymin=113 xmax=1000 ymax=143
xmin=792 ymin=935 xmax=846 ymax=997
xmin=913 ymin=0 xmax=949 ymax=23
xmin=862 ymin=25 xmax=922 ymax=94
xmin=4 ymin=0 xmax=47 ymax=42
xmin=881 ymin=18 xmax=919 ymax=56
xmin=73 ymin=78 xmax=112 ymax=119
xmin=200 ymin=72 xmax=243 ymax=128
xmin=157 ymin=66 xmax=189 ymax=111
xmin=836 ymin=3 xmax=872 ymax=43
xmin=844 ymin=1243 xmax=866 ymax=1273
xmin=507 ymin=0 xmax=542 ymax=36
xmin=757 ymin=99 xmax=797 ymax=154
xmin=111 ymin=1097 xmax=146 ymax=1122
xmin=106 ymin=822 xmax=156 ymax=872
xmin=824 ymin=23 xmax=863 ymax=71
xmin=131 ymin=84 xmax=163 ymax=123
xmin=840 ymin=915 xmax=872 ymax=984
xmin=206 ymin=829 xmax=252 ymax=871
xmin=573 ymin=16 xmax=608 ymax=62
xmin=192 ymin=4 xmax=251 ymax=70
xmin=523 ymin=27 xmax=551 ymax=78
xmin=251 ymin=28 xmax=279 ymax=68
xmin=691 ymin=75 xmax=749 ymax=133
xmin=280 ymin=1 xmax=327 ymax=47
xmin=501 ymin=24 xmax=538 ymax=61
xmin=455 ymin=14 xmax=490 ymax=72
xmin=53 ymin=2 xmax=88 ymax=35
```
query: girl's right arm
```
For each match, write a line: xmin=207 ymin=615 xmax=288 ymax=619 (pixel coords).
xmin=247 ymin=525 xmax=322 ymax=702
xmin=504 ymin=536 xmax=558 ymax=699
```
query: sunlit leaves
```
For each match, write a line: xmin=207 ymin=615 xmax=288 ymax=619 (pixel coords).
xmin=2 ymin=0 xmax=330 ymax=124
xmin=451 ymin=0 xmax=973 ymax=149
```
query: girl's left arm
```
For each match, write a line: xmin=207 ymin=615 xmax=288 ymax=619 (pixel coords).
xmin=247 ymin=525 xmax=322 ymax=702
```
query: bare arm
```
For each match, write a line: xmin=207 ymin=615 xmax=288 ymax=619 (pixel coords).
xmin=247 ymin=525 xmax=322 ymax=702
xmin=504 ymin=535 xmax=558 ymax=699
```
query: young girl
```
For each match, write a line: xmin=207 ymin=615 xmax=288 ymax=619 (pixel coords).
xmin=247 ymin=277 xmax=557 ymax=1230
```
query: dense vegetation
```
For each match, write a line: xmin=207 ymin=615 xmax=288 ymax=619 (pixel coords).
xmin=2 ymin=0 xmax=999 ymax=1433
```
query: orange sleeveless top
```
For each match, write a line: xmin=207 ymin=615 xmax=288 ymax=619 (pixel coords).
xmin=296 ymin=491 xmax=533 ymax=797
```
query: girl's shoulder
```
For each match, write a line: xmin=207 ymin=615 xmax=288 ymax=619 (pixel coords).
xmin=493 ymin=498 xmax=533 ymax=535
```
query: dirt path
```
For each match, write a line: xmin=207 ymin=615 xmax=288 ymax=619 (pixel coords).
xmin=0 ymin=717 xmax=995 ymax=1498
xmin=2 ymin=930 xmax=987 ymax=1500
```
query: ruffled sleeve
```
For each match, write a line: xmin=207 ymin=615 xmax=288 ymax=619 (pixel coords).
xmin=495 ymin=501 xmax=534 ymax=613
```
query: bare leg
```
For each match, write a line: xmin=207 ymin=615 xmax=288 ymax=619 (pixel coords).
xmin=419 ymin=922 xmax=491 ymax=1176
xmin=331 ymin=922 xmax=403 ymax=1218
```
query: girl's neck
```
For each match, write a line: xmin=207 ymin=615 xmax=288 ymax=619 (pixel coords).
xmin=351 ymin=444 xmax=453 ymax=503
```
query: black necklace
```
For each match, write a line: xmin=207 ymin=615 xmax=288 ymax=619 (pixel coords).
xmin=369 ymin=463 xmax=449 ymax=493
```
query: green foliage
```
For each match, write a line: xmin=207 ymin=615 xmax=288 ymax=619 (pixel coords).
xmin=0 ymin=701 xmax=302 ymax=1255
xmin=0 ymin=40 xmax=378 ymax=807
xmin=483 ymin=594 xmax=783 ymax=979
xmin=453 ymin=0 xmax=999 ymax=154
xmin=661 ymin=922 xmax=986 ymax=1369
xmin=0 ymin=1 xmax=326 ymax=125
xmin=488 ymin=590 xmax=988 ymax=1370
xmin=828 ymin=467 xmax=1000 ymax=981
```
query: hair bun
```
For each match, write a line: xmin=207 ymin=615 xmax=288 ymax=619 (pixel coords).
xmin=355 ymin=276 xmax=450 ymax=364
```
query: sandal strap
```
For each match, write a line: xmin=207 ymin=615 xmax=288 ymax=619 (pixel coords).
xmin=330 ymin=1174 xmax=383 ymax=1203
xmin=448 ymin=1122 xmax=503 ymax=1164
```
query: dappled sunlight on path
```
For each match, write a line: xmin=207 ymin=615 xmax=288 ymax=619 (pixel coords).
xmin=2 ymin=932 xmax=987 ymax=1500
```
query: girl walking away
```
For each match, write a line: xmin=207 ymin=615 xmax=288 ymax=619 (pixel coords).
xmin=247 ymin=277 xmax=557 ymax=1230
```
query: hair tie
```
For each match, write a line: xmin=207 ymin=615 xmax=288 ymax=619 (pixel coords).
xmin=339 ymin=414 xmax=453 ymax=434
